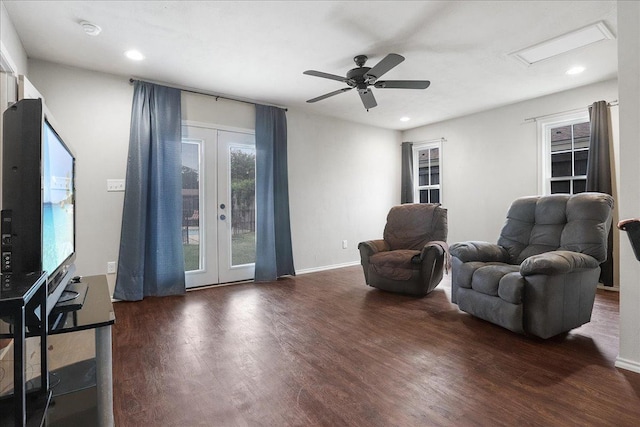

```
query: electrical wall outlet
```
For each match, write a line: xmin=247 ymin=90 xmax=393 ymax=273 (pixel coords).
xmin=107 ymin=179 xmax=125 ymax=192
xmin=107 ymin=261 xmax=116 ymax=274
xmin=342 ymin=240 xmax=348 ymax=249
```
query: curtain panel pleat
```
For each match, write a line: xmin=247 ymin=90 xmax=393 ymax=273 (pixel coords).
xmin=586 ymin=100 xmax=614 ymax=287
xmin=401 ymin=142 xmax=414 ymax=204
xmin=113 ymin=81 xmax=185 ymax=300
xmin=254 ymin=105 xmax=295 ymax=282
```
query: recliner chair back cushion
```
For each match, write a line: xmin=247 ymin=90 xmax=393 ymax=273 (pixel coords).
xmin=497 ymin=193 xmax=613 ymax=265
xmin=383 ymin=204 xmax=447 ymax=251
xmin=559 ymin=193 xmax=613 ymax=262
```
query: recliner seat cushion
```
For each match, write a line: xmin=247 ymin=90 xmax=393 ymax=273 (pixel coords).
xmin=370 ymin=250 xmax=421 ymax=281
xmin=451 ymin=260 xmax=524 ymax=304
xmin=498 ymin=272 xmax=526 ymax=304
xmin=454 ymin=261 xmax=509 ymax=290
xmin=471 ymin=264 xmax=520 ymax=297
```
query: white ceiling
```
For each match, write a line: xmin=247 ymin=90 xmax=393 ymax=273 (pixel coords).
xmin=3 ymin=1 xmax=618 ymax=130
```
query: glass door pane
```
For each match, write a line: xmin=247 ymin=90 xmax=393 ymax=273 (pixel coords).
xmin=182 ymin=140 xmax=201 ymax=272
xmin=217 ymin=130 xmax=255 ymax=283
xmin=182 ymin=125 xmax=218 ymax=288
xmin=229 ymin=146 xmax=256 ymax=266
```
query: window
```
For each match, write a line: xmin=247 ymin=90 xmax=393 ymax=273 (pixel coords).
xmin=413 ymin=141 xmax=441 ymax=203
xmin=539 ymin=112 xmax=590 ymax=195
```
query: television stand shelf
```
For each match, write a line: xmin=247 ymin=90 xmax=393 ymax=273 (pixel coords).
xmin=47 ymin=274 xmax=115 ymax=427
xmin=0 ymin=271 xmax=49 ymax=427
xmin=0 ymin=390 xmax=51 ymax=427
xmin=0 ymin=274 xmax=115 ymax=427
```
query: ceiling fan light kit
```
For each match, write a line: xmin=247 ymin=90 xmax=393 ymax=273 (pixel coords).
xmin=304 ymin=53 xmax=430 ymax=110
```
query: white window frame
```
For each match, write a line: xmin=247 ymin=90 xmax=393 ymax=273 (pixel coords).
xmin=538 ymin=110 xmax=589 ymax=195
xmin=412 ymin=139 xmax=442 ymax=204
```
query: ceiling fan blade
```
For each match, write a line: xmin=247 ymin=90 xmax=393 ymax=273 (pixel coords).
xmin=359 ymin=90 xmax=377 ymax=110
xmin=306 ymin=87 xmax=353 ymax=103
xmin=303 ymin=70 xmax=348 ymax=83
xmin=374 ymin=80 xmax=431 ymax=89
xmin=366 ymin=53 xmax=405 ymax=79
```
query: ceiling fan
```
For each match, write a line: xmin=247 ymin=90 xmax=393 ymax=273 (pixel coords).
xmin=303 ymin=53 xmax=430 ymax=110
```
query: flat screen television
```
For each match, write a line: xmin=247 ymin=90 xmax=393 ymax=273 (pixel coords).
xmin=2 ymin=98 xmax=77 ymax=316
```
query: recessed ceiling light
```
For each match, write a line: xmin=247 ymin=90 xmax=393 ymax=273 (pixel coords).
xmin=510 ymin=21 xmax=614 ymax=66
xmin=566 ymin=66 xmax=585 ymax=75
xmin=125 ymin=50 xmax=145 ymax=61
xmin=80 ymin=21 xmax=102 ymax=36
xmin=400 ymin=117 xmax=411 ymax=122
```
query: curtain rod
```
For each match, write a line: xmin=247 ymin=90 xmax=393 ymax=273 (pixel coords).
xmin=524 ymin=100 xmax=618 ymax=123
xmin=402 ymin=137 xmax=447 ymax=145
xmin=128 ymin=78 xmax=288 ymax=111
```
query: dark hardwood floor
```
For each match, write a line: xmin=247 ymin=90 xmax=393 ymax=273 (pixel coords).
xmin=112 ymin=266 xmax=640 ymax=426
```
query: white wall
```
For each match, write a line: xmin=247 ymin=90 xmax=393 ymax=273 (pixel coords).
xmin=0 ymin=1 xmax=27 ymax=75
xmin=402 ymin=79 xmax=619 ymax=246
xmin=0 ymin=0 xmax=28 ymax=211
xmin=25 ymin=60 xmax=401 ymax=290
xmin=182 ymin=91 xmax=254 ymax=130
xmin=616 ymin=0 xmax=640 ymax=374
xmin=287 ymin=110 xmax=401 ymax=272
xmin=27 ymin=60 xmax=133 ymax=294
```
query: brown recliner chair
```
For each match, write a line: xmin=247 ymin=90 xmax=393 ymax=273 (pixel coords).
xmin=358 ymin=203 xmax=448 ymax=296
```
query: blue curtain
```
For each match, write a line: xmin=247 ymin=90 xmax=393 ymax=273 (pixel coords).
xmin=113 ymin=81 xmax=185 ymax=300
xmin=401 ymin=142 xmax=414 ymax=204
xmin=255 ymin=105 xmax=295 ymax=282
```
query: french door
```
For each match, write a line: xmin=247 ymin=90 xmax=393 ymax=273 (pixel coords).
xmin=181 ymin=124 xmax=256 ymax=288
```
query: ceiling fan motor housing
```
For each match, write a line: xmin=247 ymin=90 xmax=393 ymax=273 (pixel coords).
xmin=346 ymin=66 xmax=374 ymax=89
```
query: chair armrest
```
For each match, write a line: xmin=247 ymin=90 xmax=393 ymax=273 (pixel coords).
xmin=618 ymin=218 xmax=640 ymax=230
xmin=413 ymin=241 xmax=448 ymax=263
xmin=520 ymin=250 xmax=600 ymax=276
xmin=358 ymin=240 xmax=390 ymax=285
xmin=449 ymin=241 xmax=509 ymax=263
xmin=413 ymin=241 xmax=450 ymax=275
xmin=358 ymin=239 xmax=390 ymax=257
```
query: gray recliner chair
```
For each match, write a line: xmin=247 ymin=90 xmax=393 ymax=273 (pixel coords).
xmin=358 ymin=203 xmax=448 ymax=297
xmin=450 ymin=192 xmax=613 ymax=339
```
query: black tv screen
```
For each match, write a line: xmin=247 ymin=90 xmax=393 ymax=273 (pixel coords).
xmin=42 ymin=120 xmax=75 ymax=277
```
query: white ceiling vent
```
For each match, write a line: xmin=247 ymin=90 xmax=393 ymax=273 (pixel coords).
xmin=509 ymin=21 xmax=614 ymax=66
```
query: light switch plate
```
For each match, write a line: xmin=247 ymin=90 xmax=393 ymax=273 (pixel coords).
xmin=107 ymin=179 xmax=125 ymax=192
